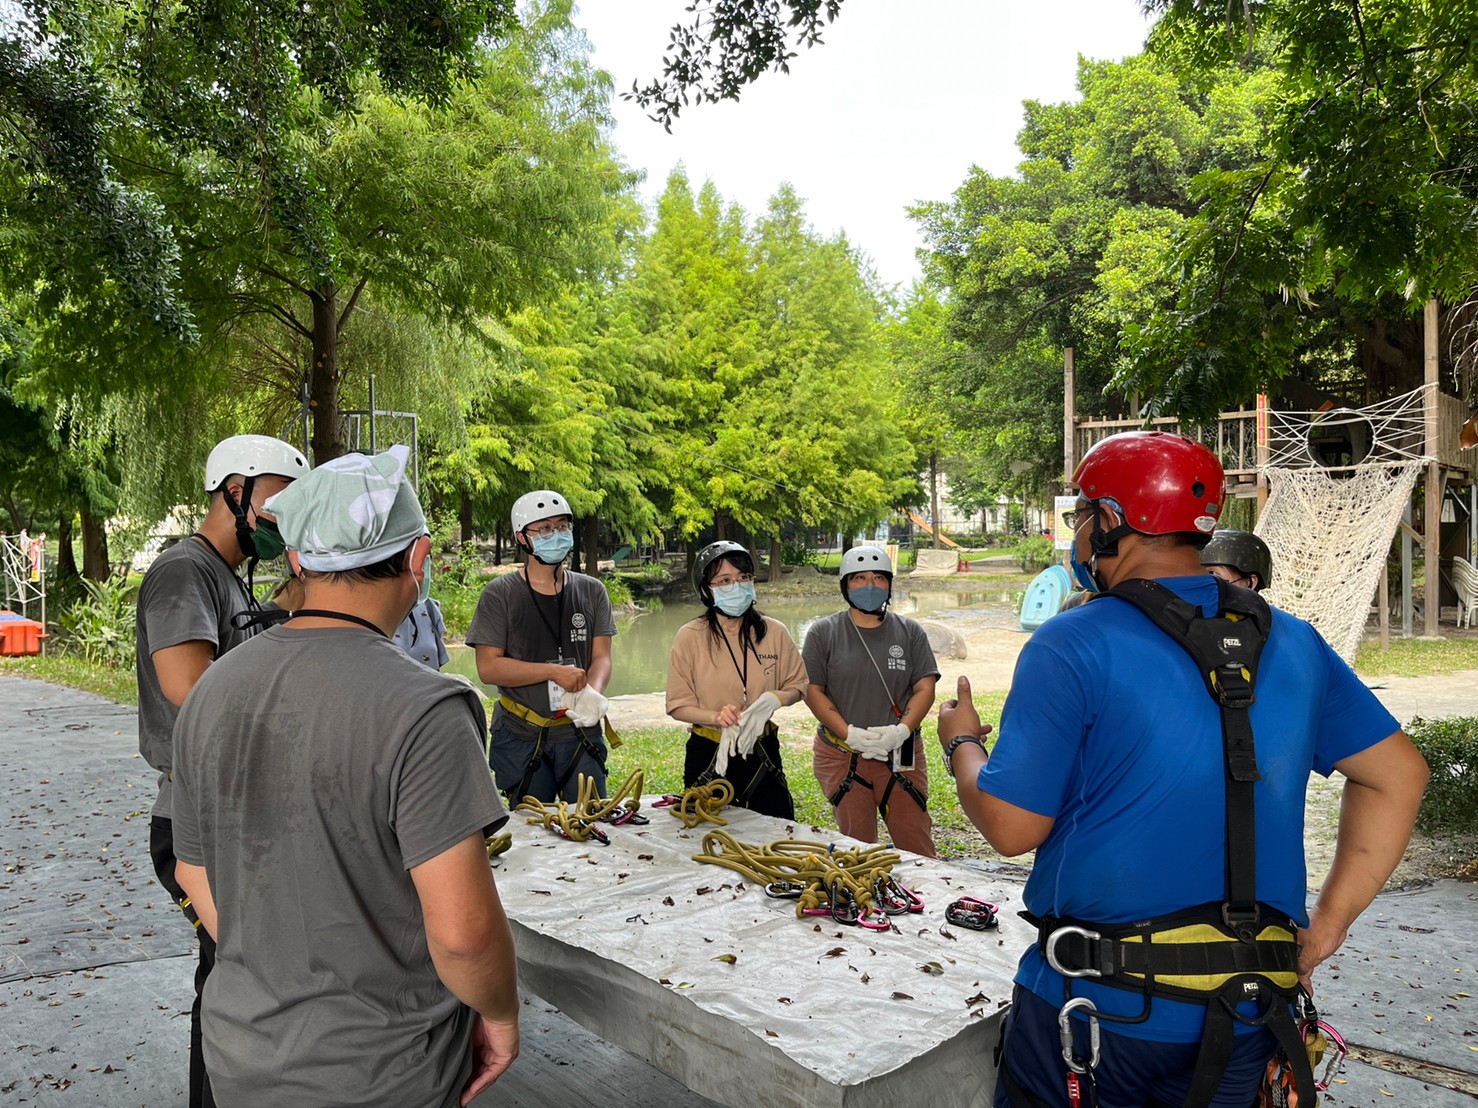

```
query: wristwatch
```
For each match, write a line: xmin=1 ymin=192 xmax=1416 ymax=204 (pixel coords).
xmin=943 ymin=734 xmax=987 ymax=778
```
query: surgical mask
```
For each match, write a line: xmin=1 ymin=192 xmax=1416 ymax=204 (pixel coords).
xmin=1071 ymin=552 xmax=1102 ymax=593
xmin=712 ymin=581 xmax=756 ymax=617
xmin=417 ymin=554 xmax=432 ymax=605
xmin=530 ymin=530 xmax=574 ymax=565
xmin=848 ymin=584 xmax=890 ymax=613
xmin=251 ymin=516 xmax=287 ymax=561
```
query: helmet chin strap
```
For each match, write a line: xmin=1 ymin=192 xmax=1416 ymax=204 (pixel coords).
xmin=220 ymin=476 xmax=262 ymax=602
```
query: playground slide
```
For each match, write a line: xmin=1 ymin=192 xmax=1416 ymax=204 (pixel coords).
xmin=906 ymin=511 xmax=962 ymax=549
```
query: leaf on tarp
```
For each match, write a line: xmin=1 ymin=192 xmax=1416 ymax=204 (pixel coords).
xmin=765 ymin=1029 xmax=779 ymax=1037
xmin=663 ymin=896 xmax=675 ymax=906
xmin=638 ymin=854 xmax=654 ymax=861
xmin=676 ymin=982 xmax=694 ymax=989
xmin=529 ymin=889 xmax=553 ymax=895
xmin=965 ymin=992 xmax=989 ymax=1006
xmin=824 ymin=947 xmax=846 ymax=957
xmin=939 ymin=927 xmax=957 ymax=941
xmin=777 ymin=997 xmax=793 ymax=1004
xmin=696 ymin=885 xmax=713 ymax=895
xmin=891 ymin=992 xmax=914 ymax=1000
xmin=919 ymin=962 xmax=944 ymax=977
xmin=1398 ymin=925 xmax=1435 ymax=934
xmin=714 ymin=953 xmax=737 ymax=965
xmin=860 ymin=973 xmax=871 ymax=984
xmin=625 ymin=914 xmax=646 ymax=925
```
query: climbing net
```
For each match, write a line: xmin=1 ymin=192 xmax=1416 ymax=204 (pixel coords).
xmin=1263 ymin=386 xmax=1429 ymax=469
xmin=1258 ymin=463 xmax=1423 ymax=662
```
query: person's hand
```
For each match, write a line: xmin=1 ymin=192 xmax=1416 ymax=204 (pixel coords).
xmin=937 ymin=676 xmax=992 ymax=750
xmin=565 ymin=686 xmax=608 ymax=728
xmin=874 ymin=723 xmax=911 ymax=752
xmin=548 ymin=665 xmax=588 ymax=694
xmin=1296 ymin=906 xmax=1349 ymax=994
xmin=715 ymin=704 xmax=743 ymax=729
xmin=735 ymin=691 xmax=781 ymax=754
xmin=846 ymin=725 xmax=891 ymax=761
xmin=461 ymin=1014 xmax=519 ymax=1105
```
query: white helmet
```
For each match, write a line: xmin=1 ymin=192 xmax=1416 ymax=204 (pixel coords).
xmin=205 ymin=435 xmax=309 ymax=492
xmin=839 ymin=545 xmax=893 ymax=580
xmin=511 ymin=490 xmax=572 ymax=534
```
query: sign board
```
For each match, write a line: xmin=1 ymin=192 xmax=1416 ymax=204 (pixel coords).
xmin=1053 ymin=496 xmax=1077 ymax=552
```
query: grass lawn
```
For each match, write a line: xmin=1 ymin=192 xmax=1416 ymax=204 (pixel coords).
xmin=1355 ymin=634 xmax=1478 ymax=677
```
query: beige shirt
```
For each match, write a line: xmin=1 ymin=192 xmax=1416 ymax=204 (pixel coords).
xmin=666 ymin=615 xmax=809 ymax=721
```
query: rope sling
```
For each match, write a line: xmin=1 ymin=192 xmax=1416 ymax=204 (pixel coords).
xmin=514 ymin=769 xmax=648 ymax=845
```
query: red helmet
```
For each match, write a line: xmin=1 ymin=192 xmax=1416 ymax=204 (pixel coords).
xmin=1072 ymin=431 xmax=1224 ymax=538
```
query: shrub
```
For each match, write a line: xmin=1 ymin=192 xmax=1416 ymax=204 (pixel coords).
xmin=604 ymin=576 xmax=634 ymax=608
xmin=1407 ymin=717 xmax=1478 ymax=836
xmin=1012 ymin=535 xmax=1057 ymax=573
xmin=781 ymin=539 xmax=818 ymax=567
xmin=59 ymin=576 xmax=139 ymax=669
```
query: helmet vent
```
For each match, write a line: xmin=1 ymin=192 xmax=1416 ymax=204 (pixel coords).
xmin=1192 ymin=481 xmax=1205 ymax=498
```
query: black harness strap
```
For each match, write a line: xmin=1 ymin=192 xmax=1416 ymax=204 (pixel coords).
xmin=507 ymin=724 xmax=607 ymax=803
xmin=878 ymin=734 xmax=928 ymax=816
xmin=827 ymin=752 xmax=874 ymax=806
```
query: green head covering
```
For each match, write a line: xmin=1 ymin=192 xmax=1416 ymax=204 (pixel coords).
xmin=264 ymin=445 xmax=426 ymax=571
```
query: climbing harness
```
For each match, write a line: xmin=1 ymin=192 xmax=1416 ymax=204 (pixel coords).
xmin=944 ymin=896 xmax=999 ymax=931
xmin=499 ymin=694 xmax=617 ymax=803
xmin=820 ymin=727 xmax=928 ymax=819
xmin=693 ymin=830 xmax=918 ymax=931
xmin=688 ymin=722 xmax=785 ymax=809
xmin=655 ymin=778 xmax=734 ymax=828
xmin=1025 ymin=578 xmax=1317 ymax=1108
xmin=1257 ymin=991 xmax=1348 ymax=1106
xmin=514 ymin=769 xmax=646 ymax=845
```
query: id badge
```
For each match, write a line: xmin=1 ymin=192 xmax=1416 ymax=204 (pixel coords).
xmin=891 ymin=731 xmax=917 ymax=772
xmin=546 ymin=657 xmax=576 ymax=713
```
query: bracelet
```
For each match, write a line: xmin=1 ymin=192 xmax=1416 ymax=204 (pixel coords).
xmin=943 ymin=734 xmax=986 ymax=778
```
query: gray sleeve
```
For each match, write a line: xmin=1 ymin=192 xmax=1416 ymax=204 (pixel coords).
xmin=909 ymin=620 xmax=942 ymax=683
xmin=801 ymin=617 xmax=831 ymax=685
xmin=170 ymin=702 xmax=205 ymax=866
xmin=587 ymin=576 xmax=617 ymax=637
xmin=391 ymin=693 xmax=508 ymax=871
xmin=464 ymin=579 xmax=509 ymax=649
xmin=140 ymin=554 xmax=224 ymax=655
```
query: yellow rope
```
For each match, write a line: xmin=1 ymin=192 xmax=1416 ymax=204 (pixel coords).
xmin=515 ymin=769 xmax=646 ymax=842
xmin=485 ymin=830 xmax=513 ymax=859
xmin=692 ymin=829 xmax=902 ymax=917
xmin=664 ymin=779 xmax=735 ymax=828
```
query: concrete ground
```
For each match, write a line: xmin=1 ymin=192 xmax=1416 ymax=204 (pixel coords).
xmin=2 ymin=675 xmax=1473 ymax=1106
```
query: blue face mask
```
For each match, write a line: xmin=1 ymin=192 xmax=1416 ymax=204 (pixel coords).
xmin=1071 ymin=553 xmax=1101 ymax=593
xmin=848 ymin=584 xmax=890 ymax=613
xmin=530 ymin=530 xmax=574 ymax=565
xmin=712 ymin=582 xmax=756 ymax=617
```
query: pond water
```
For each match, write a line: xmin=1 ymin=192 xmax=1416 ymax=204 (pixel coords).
xmin=442 ymin=586 xmax=1015 ymax=696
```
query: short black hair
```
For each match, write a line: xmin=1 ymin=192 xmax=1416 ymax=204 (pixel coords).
xmin=299 ymin=545 xmax=410 ymax=586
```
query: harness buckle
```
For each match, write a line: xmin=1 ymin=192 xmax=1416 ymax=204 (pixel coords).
xmin=1058 ymin=996 xmax=1101 ymax=1074
xmin=1211 ymin=662 xmax=1255 ymax=709
xmin=1044 ymin=924 xmax=1103 ymax=977
xmin=1221 ymin=902 xmax=1261 ymax=942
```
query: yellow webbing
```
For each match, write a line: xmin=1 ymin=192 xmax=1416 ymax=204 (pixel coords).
xmin=1119 ymin=921 xmax=1300 ymax=992
xmin=689 ymin=724 xmax=722 ymax=742
xmin=819 ymin=727 xmax=859 ymax=754
xmin=665 ymin=779 xmax=735 ymax=827
xmin=515 ymin=769 xmax=646 ymax=842
xmin=693 ymin=829 xmax=902 ymax=918
xmin=498 ymin=695 xmax=573 ymax=729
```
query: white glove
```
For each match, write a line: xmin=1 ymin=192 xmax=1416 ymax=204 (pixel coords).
xmin=565 ymin=685 xmax=608 ymax=728
xmin=845 ymin=725 xmax=892 ymax=761
xmin=735 ymin=691 xmax=782 ymax=756
xmin=715 ymin=724 xmax=741 ymax=778
xmin=873 ymin=723 xmax=911 ymax=753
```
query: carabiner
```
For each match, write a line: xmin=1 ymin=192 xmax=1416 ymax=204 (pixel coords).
xmin=765 ymin=881 xmax=805 ymax=899
xmin=828 ymin=879 xmax=862 ymax=926
xmin=1313 ymin=1020 xmax=1348 ymax=1091
xmin=874 ymin=875 xmax=925 ymax=915
xmin=856 ymin=906 xmax=893 ymax=932
xmin=1058 ymin=996 xmax=1101 ymax=1074
xmin=944 ymin=896 xmax=999 ymax=930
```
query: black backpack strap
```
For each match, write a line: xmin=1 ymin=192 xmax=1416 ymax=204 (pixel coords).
xmin=1100 ymin=578 xmax=1272 ymax=933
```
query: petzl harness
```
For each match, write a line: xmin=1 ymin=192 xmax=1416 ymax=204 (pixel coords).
xmin=498 ymin=695 xmax=610 ymax=802
xmin=819 ymin=727 xmax=928 ymax=817
xmin=1028 ymin=578 xmax=1316 ymax=1108
xmin=690 ymin=722 xmax=785 ymax=807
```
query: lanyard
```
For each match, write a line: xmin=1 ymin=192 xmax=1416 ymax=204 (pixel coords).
xmin=848 ymin=614 xmax=904 ymax=720
xmin=719 ymin=627 xmax=753 ymax=707
xmin=288 ymin=609 xmax=388 ymax=636
xmin=192 ymin=533 xmax=259 ymax=613
xmin=522 ymin=567 xmax=568 ymax=662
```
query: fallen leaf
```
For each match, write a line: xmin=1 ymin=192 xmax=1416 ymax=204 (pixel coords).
xmin=824 ymin=947 xmax=846 ymax=957
xmin=765 ymin=1029 xmax=778 ymax=1038
xmin=714 ymin=954 xmax=737 ymax=965
xmin=777 ymin=997 xmax=792 ymax=1004
xmin=919 ymin=962 xmax=944 ymax=977
xmin=663 ymin=896 xmax=675 ymax=907
xmin=891 ymin=992 xmax=914 ymax=1000
xmin=966 ymin=992 xmax=989 ymax=1006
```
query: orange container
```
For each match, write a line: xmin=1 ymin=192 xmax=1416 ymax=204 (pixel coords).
xmin=0 ymin=613 xmax=47 ymax=656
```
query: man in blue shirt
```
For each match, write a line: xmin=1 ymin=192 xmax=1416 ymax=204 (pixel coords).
xmin=937 ymin=431 xmax=1427 ymax=1108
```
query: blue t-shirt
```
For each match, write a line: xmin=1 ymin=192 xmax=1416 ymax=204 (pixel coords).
xmin=982 ymin=575 xmax=1400 ymax=1041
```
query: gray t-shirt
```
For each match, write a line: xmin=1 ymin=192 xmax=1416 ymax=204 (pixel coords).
xmin=135 ymin=536 xmax=257 ymax=819
xmin=466 ymin=569 xmax=617 ymax=739
xmin=171 ymin=627 xmax=507 ymax=1108
xmin=801 ymin=610 xmax=941 ymax=731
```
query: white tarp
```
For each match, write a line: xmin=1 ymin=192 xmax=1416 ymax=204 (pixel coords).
xmin=497 ymin=799 xmax=1022 ymax=1108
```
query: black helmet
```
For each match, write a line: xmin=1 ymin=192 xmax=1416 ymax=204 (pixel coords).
xmin=1200 ymin=529 xmax=1272 ymax=590
xmin=693 ymin=541 xmax=751 ymax=604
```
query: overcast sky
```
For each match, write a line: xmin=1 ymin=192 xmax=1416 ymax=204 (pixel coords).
xmin=573 ymin=0 xmax=1155 ymax=290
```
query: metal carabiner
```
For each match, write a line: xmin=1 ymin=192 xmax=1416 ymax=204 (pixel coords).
xmin=764 ymin=880 xmax=805 ymax=899
xmin=1058 ymin=996 xmax=1102 ymax=1075
xmin=1313 ymin=1020 xmax=1348 ymax=1091
xmin=828 ymin=879 xmax=862 ymax=926
xmin=1044 ymin=924 xmax=1103 ymax=978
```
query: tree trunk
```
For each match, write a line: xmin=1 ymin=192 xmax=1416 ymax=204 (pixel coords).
xmin=309 ymin=283 xmax=345 ymax=464
xmin=584 ymin=516 xmax=600 ymax=575
xmin=56 ymin=515 xmax=79 ymax=583
xmin=459 ymin=491 xmax=474 ymax=547
xmin=686 ymin=539 xmax=698 ymax=589
xmin=714 ymin=509 xmax=726 ymax=541
xmin=494 ymin=519 xmax=503 ymax=566
xmin=80 ymin=507 xmax=110 ymax=581
xmin=930 ymin=449 xmax=942 ymax=550
xmin=768 ymin=535 xmax=783 ymax=583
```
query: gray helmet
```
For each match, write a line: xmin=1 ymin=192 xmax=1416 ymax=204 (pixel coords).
xmin=838 ymin=545 xmax=893 ymax=598
xmin=1200 ymin=529 xmax=1272 ymax=590
xmin=693 ymin=540 xmax=751 ymax=604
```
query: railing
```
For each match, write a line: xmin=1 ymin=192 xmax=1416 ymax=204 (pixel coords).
xmin=1075 ymin=411 xmax=1260 ymax=481
xmin=1436 ymin=390 xmax=1474 ymax=473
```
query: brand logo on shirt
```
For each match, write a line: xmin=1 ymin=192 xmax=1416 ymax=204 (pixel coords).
xmin=887 ymin=644 xmax=907 ymax=672
xmin=888 ymin=645 xmax=904 ymax=658
xmin=572 ymin=613 xmax=586 ymax=628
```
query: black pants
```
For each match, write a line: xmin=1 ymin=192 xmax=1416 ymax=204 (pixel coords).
xmin=150 ymin=816 xmax=216 ymax=1108
xmin=684 ymin=729 xmax=796 ymax=821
